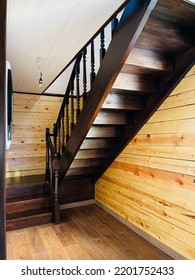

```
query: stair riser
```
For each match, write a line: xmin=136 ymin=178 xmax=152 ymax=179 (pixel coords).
xmin=6 ymin=213 xmax=53 ymax=231
xmin=6 ymin=198 xmax=51 ymax=215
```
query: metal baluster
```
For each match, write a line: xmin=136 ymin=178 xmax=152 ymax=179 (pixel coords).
xmin=82 ymin=48 xmax=87 ymax=102
xmin=76 ymin=60 xmax=80 ymax=120
xmin=100 ymin=29 xmax=106 ymax=62
xmin=90 ymin=40 xmax=96 ymax=87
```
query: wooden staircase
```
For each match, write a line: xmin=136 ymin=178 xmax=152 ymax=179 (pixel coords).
xmin=44 ymin=0 xmax=195 ymax=224
xmin=59 ymin=0 xmax=195 ymax=184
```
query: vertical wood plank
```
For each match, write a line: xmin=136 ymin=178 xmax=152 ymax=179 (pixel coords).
xmin=0 ymin=0 xmax=7 ymax=260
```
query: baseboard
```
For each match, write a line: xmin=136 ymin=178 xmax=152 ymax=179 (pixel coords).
xmin=96 ymin=200 xmax=187 ymax=260
xmin=61 ymin=199 xmax=95 ymax=210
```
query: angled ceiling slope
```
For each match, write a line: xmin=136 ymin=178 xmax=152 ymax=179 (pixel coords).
xmin=6 ymin=0 xmax=127 ymax=94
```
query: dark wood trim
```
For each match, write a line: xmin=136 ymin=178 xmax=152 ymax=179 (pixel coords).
xmin=0 ymin=0 xmax=7 ymax=260
xmin=175 ymin=47 xmax=195 ymax=71
xmin=13 ymin=91 xmax=64 ymax=98
xmin=58 ymin=0 xmax=157 ymax=183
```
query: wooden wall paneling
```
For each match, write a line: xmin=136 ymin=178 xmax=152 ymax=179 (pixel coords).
xmin=124 ymin=144 xmax=195 ymax=161
xmin=116 ymin=153 xmax=195 ymax=176
xmin=96 ymin=185 xmax=195 ymax=250
xmin=6 ymin=93 xmax=63 ymax=179
xmin=96 ymin=66 xmax=195 ymax=259
xmin=100 ymin=167 xmax=195 ymax=212
xmin=97 ymin=175 xmax=195 ymax=233
xmin=139 ymin=119 xmax=195 ymax=134
xmin=96 ymin=191 xmax=195 ymax=259
xmin=131 ymin=133 xmax=195 ymax=147
xmin=160 ymin=90 xmax=195 ymax=110
xmin=0 ymin=0 xmax=6 ymax=260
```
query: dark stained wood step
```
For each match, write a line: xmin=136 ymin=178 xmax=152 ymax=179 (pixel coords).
xmin=124 ymin=47 xmax=174 ymax=73
xmin=6 ymin=211 xmax=53 ymax=231
xmin=6 ymin=196 xmax=51 ymax=215
xmin=111 ymin=88 xmax=156 ymax=96
xmin=102 ymin=92 xmax=144 ymax=111
xmin=113 ymin=73 xmax=157 ymax=93
xmin=7 ymin=208 xmax=51 ymax=220
xmin=80 ymin=138 xmax=121 ymax=149
xmin=86 ymin=125 xmax=125 ymax=138
xmin=75 ymin=149 xmax=111 ymax=159
xmin=6 ymin=174 xmax=47 ymax=199
xmin=66 ymin=166 xmax=103 ymax=177
xmin=70 ymin=158 xmax=106 ymax=169
xmin=94 ymin=111 xmax=133 ymax=125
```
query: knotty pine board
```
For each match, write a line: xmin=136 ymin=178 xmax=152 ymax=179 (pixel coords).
xmin=6 ymin=93 xmax=63 ymax=179
xmin=95 ymin=66 xmax=195 ymax=259
xmin=96 ymin=191 xmax=195 ymax=260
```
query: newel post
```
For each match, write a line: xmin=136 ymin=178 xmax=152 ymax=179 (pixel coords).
xmin=53 ymin=154 xmax=61 ymax=224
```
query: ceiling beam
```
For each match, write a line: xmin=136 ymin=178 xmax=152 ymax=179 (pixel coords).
xmin=58 ymin=0 xmax=158 ymax=183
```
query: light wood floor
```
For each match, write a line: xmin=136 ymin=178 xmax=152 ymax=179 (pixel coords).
xmin=6 ymin=204 xmax=173 ymax=260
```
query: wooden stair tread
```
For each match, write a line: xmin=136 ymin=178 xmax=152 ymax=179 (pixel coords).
xmin=102 ymin=92 xmax=144 ymax=111
xmin=80 ymin=138 xmax=121 ymax=149
xmin=94 ymin=110 xmax=133 ymax=125
xmin=6 ymin=193 xmax=50 ymax=204
xmin=6 ymin=174 xmax=45 ymax=188
xmin=86 ymin=125 xmax=125 ymax=138
xmin=66 ymin=166 xmax=103 ymax=177
xmin=75 ymin=149 xmax=111 ymax=159
xmin=7 ymin=208 xmax=52 ymax=220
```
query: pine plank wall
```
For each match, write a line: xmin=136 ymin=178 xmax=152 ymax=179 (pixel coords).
xmin=96 ymin=66 xmax=195 ymax=260
xmin=6 ymin=94 xmax=63 ymax=178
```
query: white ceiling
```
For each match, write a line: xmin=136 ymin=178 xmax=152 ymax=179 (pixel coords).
xmin=6 ymin=0 xmax=127 ymax=94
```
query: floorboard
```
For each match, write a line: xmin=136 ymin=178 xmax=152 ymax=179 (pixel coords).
xmin=6 ymin=205 xmax=173 ymax=260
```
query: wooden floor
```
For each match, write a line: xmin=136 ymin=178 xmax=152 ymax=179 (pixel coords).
xmin=6 ymin=204 xmax=173 ymax=260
